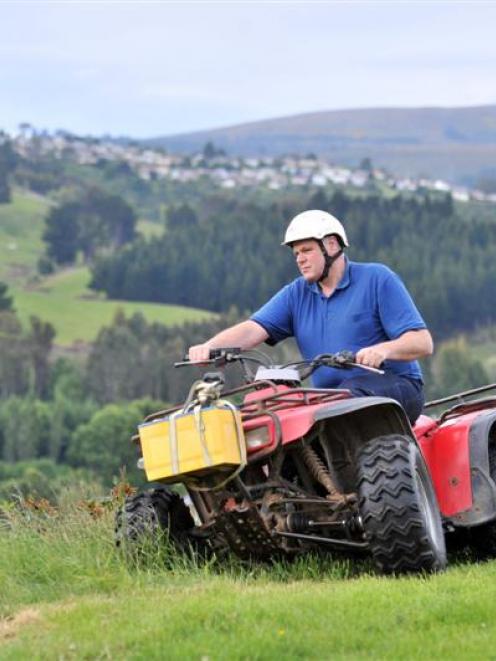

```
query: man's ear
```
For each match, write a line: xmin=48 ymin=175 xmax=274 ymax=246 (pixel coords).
xmin=324 ymin=235 xmax=338 ymax=252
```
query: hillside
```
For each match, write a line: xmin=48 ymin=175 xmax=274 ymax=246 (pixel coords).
xmin=0 ymin=191 xmax=214 ymax=346
xmin=0 ymin=191 xmax=49 ymax=284
xmin=145 ymin=105 xmax=496 ymax=185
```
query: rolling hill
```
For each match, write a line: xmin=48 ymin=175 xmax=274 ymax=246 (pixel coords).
xmin=0 ymin=191 xmax=215 ymax=346
xmin=145 ymin=105 xmax=496 ymax=185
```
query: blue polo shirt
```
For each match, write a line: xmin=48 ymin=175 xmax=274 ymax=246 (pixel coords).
xmin=251 ymin=258 xmax=425 ymax=388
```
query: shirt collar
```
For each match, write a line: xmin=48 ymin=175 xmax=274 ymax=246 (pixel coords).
xmin=308 ymin=256 xmax=351 ymax=295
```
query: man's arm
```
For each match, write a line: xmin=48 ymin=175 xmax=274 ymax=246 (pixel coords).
xmin=188 ymin=320 xmax=269 ymax=362
xmin=355 ymin=329 xmax=434 ymax=369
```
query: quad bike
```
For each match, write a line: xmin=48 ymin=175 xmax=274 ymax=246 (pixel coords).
xmin=116 ymin=348 xmax=496 ymax=574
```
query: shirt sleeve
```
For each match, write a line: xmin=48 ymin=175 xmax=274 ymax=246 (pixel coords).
xmin=250 ymin=284 xmax=294 ymax=346
xmin=378 ymin=268 xmax=427 ymax=339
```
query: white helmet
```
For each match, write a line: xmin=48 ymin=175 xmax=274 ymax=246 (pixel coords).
xmin=282 ymin=209 xmax=349 ymax=247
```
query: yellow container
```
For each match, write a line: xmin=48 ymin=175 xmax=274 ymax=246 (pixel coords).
xmin=138 ymin=405 xmax=245 ymax=483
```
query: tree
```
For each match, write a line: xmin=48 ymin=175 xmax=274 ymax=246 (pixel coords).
xmin=0 ymin=310 xmax=56 ymax=401
xmin=430 ymin=339 xmax=489 ymax=399
xmin=166 ymin=204 xmax=198 ymax=231
xmin=0 ymin=175 xmax=9 ymax=204
xmin=0 ymin=282 xmax=13 ymax=311
xmin=0 ymin=133 xmax=17 ymax=204
xmin=0 ymin=397 xmax=51 ymax=462
xmin=66 ymin=399 xmax=159 ymax=485
xmin=86 ymin=311 xmax=146 ymax=403
xmin=0 ymin=312 xmax=30 ymax=398
xmin=88 ymin=189 xmax=496 ymax=340
xmin=202 ymin=141 xmax=225 ymax=160
xmin=27 ymin=316 xmax=56 ymax=398
xmin=42 ymin=188 xmax=137 ymax=265
xmin=83 ymin=187 xmax=137 ymax=248
xmin=43 ymin=202 xmax=80 ymax=264
xmin=0 ymin=459 xmax=99 ymax=502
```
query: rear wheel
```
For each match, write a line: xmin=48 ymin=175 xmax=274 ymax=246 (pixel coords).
xmin=115 ymin=486 xmax=195 ymax=554
xmin=357 ymin=434 xmax=446 ymax=574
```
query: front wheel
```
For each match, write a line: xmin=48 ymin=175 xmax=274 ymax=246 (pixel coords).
xmin=115 ymin=486 xmax=195 ymax=554
xmin=357 ymin=434 xmax=446 ymax=574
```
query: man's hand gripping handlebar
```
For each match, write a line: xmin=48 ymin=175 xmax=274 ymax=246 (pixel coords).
xmin=176 ymin=348 xmax=385 ymax=376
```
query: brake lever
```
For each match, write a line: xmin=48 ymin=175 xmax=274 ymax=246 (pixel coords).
xmin=175 ymin=347 xmax=242 ymax=369
xmin=174 ymin=358 xmax=217 ymax=368
xmin=347 ymin=362 xmax=385 ymax=375
xmin=335 ymin=351 xmax=385 ymax=375
xmin=319 ymin=351 xmax=385 ymax=375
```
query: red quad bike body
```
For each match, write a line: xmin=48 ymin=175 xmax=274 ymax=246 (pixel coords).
xmin=116 ymin=350 xmax=496 ymax=575
xmin=414 ymin=394 xmax=496 ymax=528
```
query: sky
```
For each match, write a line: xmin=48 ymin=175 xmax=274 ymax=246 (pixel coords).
xmin=1 ymin=1 xmax=496 ymax=139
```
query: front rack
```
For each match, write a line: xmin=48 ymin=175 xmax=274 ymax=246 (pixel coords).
xmin=143 ymin=381 xmax=351 ymax=424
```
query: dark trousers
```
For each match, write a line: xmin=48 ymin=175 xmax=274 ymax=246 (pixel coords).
xmin=337 ymin=372 xmax=425 ymax=425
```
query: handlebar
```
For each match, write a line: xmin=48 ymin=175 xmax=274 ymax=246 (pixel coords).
xmin=174 ymin=347 xmax=243 ymax=368
xmin=175 ymin=348 xmax=384 ymax=376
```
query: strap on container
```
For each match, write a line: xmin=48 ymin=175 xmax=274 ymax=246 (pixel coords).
xmin=185 ymin=399 xmax=247 ymax=492
xmin=167 ymin=399 xmax=246 ymax=491
xmin=193 ymin=404 xmax=213 ymax=467
xmin=168 ymin=409 xmax=183 ymax=475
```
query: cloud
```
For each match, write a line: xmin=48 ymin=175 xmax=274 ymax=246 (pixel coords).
xmin=142 ymin=83 xmax=215 ymax=101
xmin=1 ymin=1 xmax=496 ymax=137
xmin=74 ymin=67 xmax=100 ymax=80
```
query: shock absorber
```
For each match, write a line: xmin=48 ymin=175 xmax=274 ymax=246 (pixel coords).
xmin=299 ymin=444 xmax=349 ymax=503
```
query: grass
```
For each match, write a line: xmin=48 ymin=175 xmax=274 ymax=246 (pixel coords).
xmin=135 ymin=218 xmax=165 ymax=239
xmin=0 ymin=191 xmax=49 ymax=283
xmin=0 ymin=191 xmax=214 ymax=344
xmin=2 ymin=494 xmax=496 ymax=659
xmin=14 ymin=267 xmax=214 ymax=345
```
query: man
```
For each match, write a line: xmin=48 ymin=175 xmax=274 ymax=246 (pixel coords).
xmin=188 ymin=209 xmax=433 ymax=423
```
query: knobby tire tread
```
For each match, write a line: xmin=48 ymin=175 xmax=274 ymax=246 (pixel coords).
xmin=357 ymin=434 xmax=446 ymax=574
xmin=115 ymin=486 xmax=195 ymax=550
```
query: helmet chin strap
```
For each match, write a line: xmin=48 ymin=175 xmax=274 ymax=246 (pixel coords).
xmin=317 ymin=240 xmax=343 ymax=282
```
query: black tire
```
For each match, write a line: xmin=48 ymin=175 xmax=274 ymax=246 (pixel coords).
xmin=470 ymin=441 xmax=496 ymax=557
xmin=115 ymin=486 xmax=195 ymax=552
xmin=357 ymin=434 xmax=446 ymax=574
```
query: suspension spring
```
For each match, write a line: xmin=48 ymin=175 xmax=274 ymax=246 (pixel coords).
xmin=299 ymin=444 xmax=341 ymax=497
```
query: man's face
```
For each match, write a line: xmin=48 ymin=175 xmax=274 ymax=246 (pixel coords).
xmin=292 ymin=239 xmax=326 ymax=282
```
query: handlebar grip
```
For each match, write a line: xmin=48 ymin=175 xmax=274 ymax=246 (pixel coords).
xmin=334 ymin=350 xmax=385 ymax=374
xmin=333 ymin=350 xmax=356 ymax=364
xmin=209 ymin=347 xmax=242 ymax=359
xmin=177 ymin=347 xmax=242 ymax=367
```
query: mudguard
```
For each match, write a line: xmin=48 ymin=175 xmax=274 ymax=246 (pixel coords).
xmin=452 ymin=409 xmax=496 ymax=526
xmin=309 ymin=397 xmax=418 ymax=497
xmin=246 ymin=395 xmax=413 ymax=462
xmin=419 ymin=407 xmax=496 ymax=526
xmin=314 ymin=396 xmax=413 ymax=440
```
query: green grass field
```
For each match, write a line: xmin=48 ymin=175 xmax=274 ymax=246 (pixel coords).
xmin=0 ymin=191 xmax=49 ymax=283
xmin=1 ymin=497 xmax=496 ymax=659
xmin=14 ymin=268 xmax=214 ymax=345
xmin=0 ymin=191 xmax=214 ymax=345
